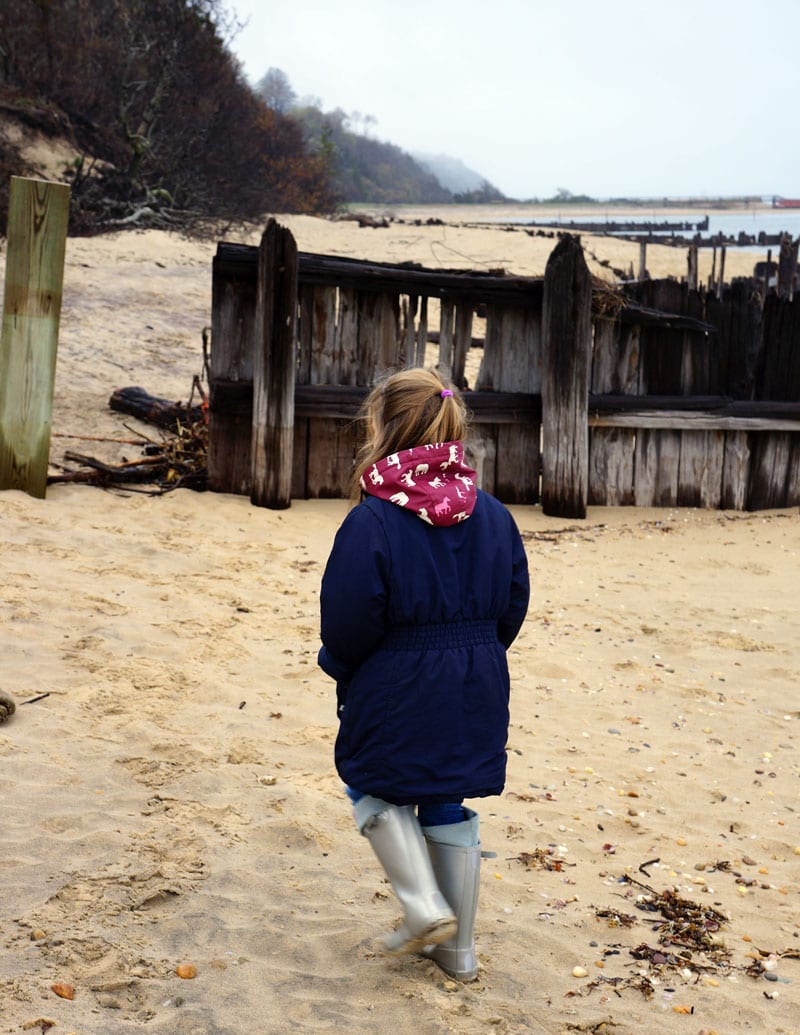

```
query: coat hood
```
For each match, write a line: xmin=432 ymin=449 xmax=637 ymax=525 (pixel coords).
xmin=360 ymin=441 xmax=477 ymax=526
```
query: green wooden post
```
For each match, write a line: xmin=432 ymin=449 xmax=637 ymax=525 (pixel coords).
xmin=0 ymin=176 xmax=70 ymax=498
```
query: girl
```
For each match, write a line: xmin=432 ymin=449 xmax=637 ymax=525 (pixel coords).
xmin=318 ymin=368 xmax=529 ymax=981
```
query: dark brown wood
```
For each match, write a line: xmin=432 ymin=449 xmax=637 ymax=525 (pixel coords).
xmin=291 ymin=384 xmax=541 ymax=423
xmin=687 ymin=244 xmax=698 ymax=291
xmin=777 ymin=233 xmax=794 ymax=299
xmin=109 ymin=386 xmax=204 ymax=428
xmin=677 ymin=430 xmax=725 ymax=507
xmin=335 ymin=287 xmax=359 ymax=385
xmin=541 ymin=235 xmax=592 ymax=517
xmin=250 ymin=219 xmax=298 ymax=508
xmin=588 ymin=428 xmax=635 ymax=505
xmin=747 ymin=431 xmax=794 ymax=509
xmin=634 ymin=429 xmax=681 ymax=506
xmin=210 ymin=233 xmax=800 ymax=513
xmin=720 ymin=431 xmax=750 ymax=509
xmin=208 ymin=250 xmax=257 ymax=495
xmin=453 ymin=305 xmax=476 ymax=389
xmin=214 ymin=242 xmax=546 ymax=307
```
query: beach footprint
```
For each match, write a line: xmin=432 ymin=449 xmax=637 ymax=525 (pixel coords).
xmin=0 ymin=690 xmax=15 ymax=723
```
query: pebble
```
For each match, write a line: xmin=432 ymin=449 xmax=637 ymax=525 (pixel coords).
xmin=572 ymin=966 xmax=588 ymax=978
xmin=764 ymin=972 xmax=779 ymax=982
xmin=176 ymin=964 xmax=197 ymax=980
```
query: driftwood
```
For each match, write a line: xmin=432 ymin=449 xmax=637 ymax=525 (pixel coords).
xmin=109 ymin=385 xmax=205 ymax=428
xmin=50 ymin=386 xmax=209 ymax=492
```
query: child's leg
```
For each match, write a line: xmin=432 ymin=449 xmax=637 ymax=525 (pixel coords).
xmin=420 ymin=807 xmax=482 ymax=981
xmin=346 ymin=789 xmax=456 ymax=955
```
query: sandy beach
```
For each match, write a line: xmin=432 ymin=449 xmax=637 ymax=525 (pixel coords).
xmin=1 ymin=211 xmax=798 ymax=1034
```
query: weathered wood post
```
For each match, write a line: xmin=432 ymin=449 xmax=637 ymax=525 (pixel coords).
xmin=250 ymin=219 xmax=298 ymax=508
xmin=687 ymin=244 xmax=698 ymax=291
xmin=0 ymin=177 xmax=70 ymax=498
xmin=541 ymin=235 xmax=592 ymax=518
xmin=208 ymin=242 xmax=258 ymax=495
xmin=777 ymin=232 xmax=796 ymax=300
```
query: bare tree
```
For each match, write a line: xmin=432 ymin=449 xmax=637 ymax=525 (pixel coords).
xmin=254 ymin=66 xmax=296 ymax=113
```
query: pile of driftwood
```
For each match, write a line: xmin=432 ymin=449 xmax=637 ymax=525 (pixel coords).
xmin=49 ymin=379 xmax=209 ymax=493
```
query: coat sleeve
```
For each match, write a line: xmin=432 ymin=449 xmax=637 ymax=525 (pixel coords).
xmin=497 ymin=516 xmax=530 ymax=649
xmin=318 ymin=504 xmax=391 ymax=688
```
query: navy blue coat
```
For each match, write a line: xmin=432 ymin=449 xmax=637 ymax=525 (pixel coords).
xmin=318 ymin=489 xmax=530 ymax=805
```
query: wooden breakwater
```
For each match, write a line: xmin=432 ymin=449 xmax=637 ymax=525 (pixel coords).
xmin=208 ymin=221 xmax=800 ymax=516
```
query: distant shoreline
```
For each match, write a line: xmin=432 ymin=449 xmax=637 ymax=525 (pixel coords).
xmin=350 ymin=199 xmax=777 ymax=221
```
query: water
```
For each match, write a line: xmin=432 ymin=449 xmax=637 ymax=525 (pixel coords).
xmin=481 ymin=206 xmax=800 ymax=250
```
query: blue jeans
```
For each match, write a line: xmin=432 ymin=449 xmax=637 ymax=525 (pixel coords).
xmin=345 ymin=786 xmax=464 ymax=826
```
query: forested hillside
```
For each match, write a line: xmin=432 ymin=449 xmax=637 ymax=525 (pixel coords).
xmin=0 ymin=6 xmax=507 ymax=236
xmin=0 ymin=0 xmax=335 ymax=235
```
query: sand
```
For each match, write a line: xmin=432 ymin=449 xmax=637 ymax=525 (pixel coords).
xmin=1 ymin=211 xmax=798 ymax=1035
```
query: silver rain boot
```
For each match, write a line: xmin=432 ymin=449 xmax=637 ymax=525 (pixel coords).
xmin=357 ymin=799 xmax=457 ymax=955
xmin=422 ymin=808 xmax=481 ymax=982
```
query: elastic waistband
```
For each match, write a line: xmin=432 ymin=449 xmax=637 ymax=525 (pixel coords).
xmin=382 ymin=619 xmax=498 ymax=651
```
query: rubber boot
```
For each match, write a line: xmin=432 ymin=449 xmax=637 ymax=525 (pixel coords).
xmin=422 ymin=808 xmax=481 ymax=981
xmin=356 ymin=798 xmax=457 ymax=955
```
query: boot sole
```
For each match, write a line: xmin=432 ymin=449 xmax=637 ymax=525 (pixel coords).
xmin=384 ymin=916 xmax=458 ymax=955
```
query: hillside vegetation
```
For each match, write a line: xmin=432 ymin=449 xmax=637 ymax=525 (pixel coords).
xmin=0 ymin=0 xmax=335 ymax=235
xmin=0 ymin=5 xmax=506 ymax=236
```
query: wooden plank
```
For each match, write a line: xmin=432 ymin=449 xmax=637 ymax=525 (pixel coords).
xmin=638 ymin=280 xmax=686 ymax=395
xmin=677 ymin=430 xmax=724 ymax=507
xmin=452 ymin=303 xmax=474 ymax=388
xmin=335 ymin=287 xmax=359 ymax=385
xmin=541 ymin=236 xmax=592 ymax=517
xmin=634 ymin=429 xmax=680 ymax=506
xmin=589 ymin=395 xmax=800 ymax=419
xmin=296 ymin=284 xmax=313 ymax=385
xmin=680 ymin=289 xmax=710 ymax=394
xmin=297 ymin=252 xmax=546 ymax=308
xmin=291 ymin=418 xmax=309 ymax=499
xmin=208 ymin=249 xmax=257 ymax=494
xmin=589 ymin=412 xmax=800 ymax=431
xmin=250 ymin=219 xmax=298 ymax=509
xmin=310 ymin=285 xmax=337 ymax=383
xmin=590 ymin=316 xmax=619 ymax=394
xmin=785 ymin=438 xmax=800 ymax=506
xmin=746 ymin=431 xmax=793 ymax=509
xmin=415 ymin=296 xmax=428 ymax=367
xmin=476 ymin=304 xmax=504 ymax=390
xmin=305 ymin=417 xmax=359 ymax=498
xmin=788 ymin=294 xmax=800 ymax=400
xmin=588 ymin=427 xmax=635 ymax=505
xmin=468 ymin=426 xmax=497 ymax=494
xmin=491 ymin=305 xmax=541 ymax=503
xmin=403 ymin=295 xmax=418 ymax=368
xmin=290 ymin=384 xmax=541 ymax=423
xmin=375 ymin=292 xmax=401 ymax=373
xmin=438 ymin=299 xmax=454 ymax=379
xmin=494 ymin=424 xmax=540 ymax=503
xmin=0 ymin=177 xmax=70 ymax=498
xmin=720 ymin=430 xmax=750 ymax=510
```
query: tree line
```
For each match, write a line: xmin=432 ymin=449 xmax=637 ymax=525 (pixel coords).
xmin=255 ymin=68 xmax=505 ymax=208
xmin=0 ymin=0 xmax=336 ymax=234
xmin=0 ymin=6 xmax=506 ymax=237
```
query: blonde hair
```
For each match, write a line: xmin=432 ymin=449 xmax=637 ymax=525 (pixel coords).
xmin=350 ymin=368 xmax=469 ymax=504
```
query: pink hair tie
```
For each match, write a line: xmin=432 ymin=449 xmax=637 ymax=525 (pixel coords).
xmin=440 ymin=389 xmax=453 ymax=398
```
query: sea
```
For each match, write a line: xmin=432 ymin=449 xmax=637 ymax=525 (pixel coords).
xmin=475 ymin=205 xmax=800 ymax=252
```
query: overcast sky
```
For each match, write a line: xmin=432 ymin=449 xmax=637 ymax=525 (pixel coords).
xmin=225 ymin=0 xmax=799 ymax=201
